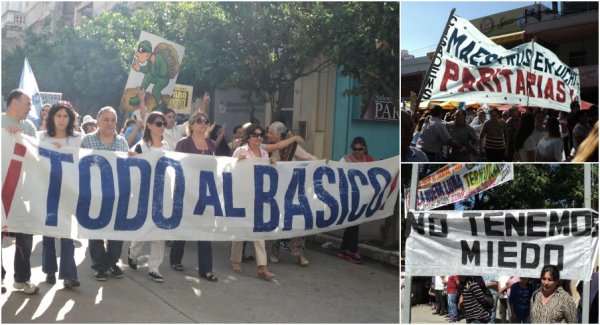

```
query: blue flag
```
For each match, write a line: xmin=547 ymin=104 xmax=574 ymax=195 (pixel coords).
xmin=19 ymin=57 xmax=43 ymax=128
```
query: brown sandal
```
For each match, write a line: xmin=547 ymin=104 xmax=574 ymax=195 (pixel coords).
xmin=232 ymin=262 xmax=242 ymax=273
xmin=257 ymin=265 xmax=275 ymax=280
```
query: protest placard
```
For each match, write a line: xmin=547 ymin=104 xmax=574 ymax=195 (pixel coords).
xmin=119 ymin=31 xmax=185 ymax=113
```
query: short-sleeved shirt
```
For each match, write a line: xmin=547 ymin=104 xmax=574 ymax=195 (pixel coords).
xmin=517 ymin=134 xmax=537 ymax=162
xmin=509 ymin=282 xmax=534 ymax=321
xmin=536 ymin=136 xmax=563 ymax=162
xmin=416 ymin=116 xmax=452 ymax=154
xmin=39 ymin=131 xmax=83 ymax=148
xmin=2 ymin=113 xmax=38 ymax=138
xmin=175 ymin=136 xmax=215 ymax=155
xmin=483 ymin=276 xmax=499 ymax=293
xmin=81 ymin=130 xmax=129 ymax=152
xmin=233 ymin=144 xmax=268 ymax=159
xmin=529 ymin=287 xmax=577 ymax=323
xmin=124 ymin=124 xmax=143 ymax=146
xmin=402 ymin=146 xmax=429 ymax=162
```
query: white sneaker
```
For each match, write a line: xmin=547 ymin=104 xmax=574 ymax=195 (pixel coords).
xmin=13 ymin=281 xmax=39 ymax=294
xmin=148 ymin=271 xmax=164 ymax=282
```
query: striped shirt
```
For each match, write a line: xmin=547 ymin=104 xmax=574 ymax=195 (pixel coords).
xmin=81 ymin=130 xmax=129 ymax=152
xmin=462 ymin=279 xmax=491 ymax=322
xmin=529 ymin=287 xmax=577 ymax=323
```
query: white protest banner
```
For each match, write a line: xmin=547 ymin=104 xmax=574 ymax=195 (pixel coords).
xmin=405 ymin=209 xmax=599 ymax=280
xmin=1 ymin=130 xmax=399 ymax=241
xmin=415 ymin=164 xmax=513 ymax=211
xmin=119 ymin=31 xmax=185 ymax=113
xmin=420 ymin=14 xmax=580 ymax=113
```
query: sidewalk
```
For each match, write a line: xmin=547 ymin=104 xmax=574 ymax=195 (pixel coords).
xmin=1 ymin=235 xmax=399 ymax=323
xmin=311 ymin=233 xmax=400 ymax=267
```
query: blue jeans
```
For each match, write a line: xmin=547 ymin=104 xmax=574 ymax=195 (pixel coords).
xmin=42 ymin=236 xmax=78 ymax=280
xmin=447 ymin=293 xmax=458 ymax=321
xmin=13 ymin=233 xmax=33 ymax=283
xmin=170 ymin=241 xmax=214 ymax=275
xmin=489 ymin=290 xmax=499 ymax=323
xmin=89 ymin=239 xmax=123 ymax=271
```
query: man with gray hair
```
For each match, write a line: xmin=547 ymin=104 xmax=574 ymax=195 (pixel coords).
xmin=266 ymin=121 xmax=316 ymax=266
xmin=81 ymin=106 xmax=129 ymax=281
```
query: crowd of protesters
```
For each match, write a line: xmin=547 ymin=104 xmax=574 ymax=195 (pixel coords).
xmin=1 ymin=88 xmax=372 ymax=294
xmin=424 ymin=265 xmax=598 ymax=324
xmin=401 ymin=101 xmax=598 ymax=163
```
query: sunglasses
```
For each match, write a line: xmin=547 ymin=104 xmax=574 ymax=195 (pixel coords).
xmin=352 ymin=147 xmax=365 ymax=152
xmin=251 ymin=132 xmax=264 ymax=138
xmin=153 ymin=121 xmax=166 ymax=128
xmin=194 ymin=118 xmax=209 ymax=125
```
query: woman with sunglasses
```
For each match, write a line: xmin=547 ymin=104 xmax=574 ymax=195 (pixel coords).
xmin=168 ymin=111 xmax=219 ymax=282
xmin=230 ymin=124 xmax=282 ymax=280
xmin=127 ymin=111 xmax=169 ymax=282
xmin=336 ymin=137 xmax=374 ymax=263
xmin=38 ymin=101 xmax=83 ymax=288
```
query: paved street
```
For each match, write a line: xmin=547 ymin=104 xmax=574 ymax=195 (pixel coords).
xmin=401 ymin=304 xmax=468 ymax=324
xmin=2 ymin=235 xmax=399 ymax=323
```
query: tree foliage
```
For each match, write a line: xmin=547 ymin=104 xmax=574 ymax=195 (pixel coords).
xmin=2 ymin=2 xmax=398 ymax=122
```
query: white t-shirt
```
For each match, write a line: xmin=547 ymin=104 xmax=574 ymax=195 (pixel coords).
xmin=517 ymin=134 xmax=537 ymax=162
xmin=38 ymin=131 xmax=83 ymax=148
xmin=163 ymin=124 xmax=187 ymax=151
xmin=536 ymin=136 xmax=563 ymax=162
xmin=133 ymin=139 xmax=169 ymax=153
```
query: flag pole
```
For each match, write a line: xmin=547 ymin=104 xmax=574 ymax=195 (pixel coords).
xmin=415 ymin=8 xmax=456 ymax=108
xmin=402 ymin=164 xmax=420 ymax=324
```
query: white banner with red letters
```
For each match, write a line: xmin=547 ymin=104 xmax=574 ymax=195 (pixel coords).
xmin=421 ymin=14 xmax=580 ymax=113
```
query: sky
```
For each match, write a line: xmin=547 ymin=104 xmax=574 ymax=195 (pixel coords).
xmin=401 ymin=1 xmax=553 ymax=57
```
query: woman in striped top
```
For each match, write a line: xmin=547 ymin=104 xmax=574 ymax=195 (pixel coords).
xmin=479 ymin=108 xmax=508 ymax=162
xmin=458 ymin=276 xmax=491 ymax=323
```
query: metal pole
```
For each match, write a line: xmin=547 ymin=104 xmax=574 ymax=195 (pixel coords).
xmin=402 ymin=164 xmax=420 ymax=324
xmin=415 ymin=8 xmax=456 ymax=106
xmin=582 ymin=164 xmax=591 ymax=324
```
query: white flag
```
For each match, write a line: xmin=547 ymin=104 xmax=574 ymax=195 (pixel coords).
xmin=19 ymin=57 xmax=43 ymax=125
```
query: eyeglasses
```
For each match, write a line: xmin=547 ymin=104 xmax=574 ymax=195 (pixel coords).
xmin=251 ymin=132 xmax=264 ymax=138
xmin=195 ymin=118 xmax=209 ymax=125
xmin=153 ymin=121 xmax=165 ymax=128
xmin=352 ymin=147 xmax=365 ymax=152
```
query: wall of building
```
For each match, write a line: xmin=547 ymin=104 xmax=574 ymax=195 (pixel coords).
xmin=331 ymin=75 xmax=399 ymax=161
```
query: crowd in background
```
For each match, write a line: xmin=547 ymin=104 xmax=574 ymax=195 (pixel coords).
xmin=401 ymin=101 xmax=599 ymax=163
xmin=425 ymin=265 xmax=598 ymax=324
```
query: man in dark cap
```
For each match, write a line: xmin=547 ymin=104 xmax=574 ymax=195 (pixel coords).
xmin=128 ymin=40 xmax=171 ymax=112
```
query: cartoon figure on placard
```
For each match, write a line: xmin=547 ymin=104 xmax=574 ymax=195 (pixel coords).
xmin=128 ymin=40 xmax=180 ymax=112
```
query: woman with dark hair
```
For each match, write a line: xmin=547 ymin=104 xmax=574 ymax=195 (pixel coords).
xmin=169 ymin=111 xmax=219 ymax=282
xmin=230 ymin=124 xmax=275 ymax=280
xmin=127 ymin=111 xmax=169 ymax=282
xmin=479 ymin=108 xmax=509 ymax=162
xmin=514 ymin=113 xmax=536 ymax=162
xmin=458 ymin=276 xmax=492 ymax=323
xmin=536 ymin=117 xmax=564 ymax=162
xmin=336 ymin=137 xmax=374 ymax=263
xmin=38 ymin=100 xmax=82 ymax=288
xmin=209 ymin=124 xmax=231 ymax=156
xmin=529 ymin=265 xmax=577 ymax=323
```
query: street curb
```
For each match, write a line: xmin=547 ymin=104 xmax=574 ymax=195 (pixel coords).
xmin=310 ymin=233 xmax=400 ymax=267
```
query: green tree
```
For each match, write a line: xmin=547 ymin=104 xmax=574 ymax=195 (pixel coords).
xmin=325 ymin=2 xmax=399 ymax=109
